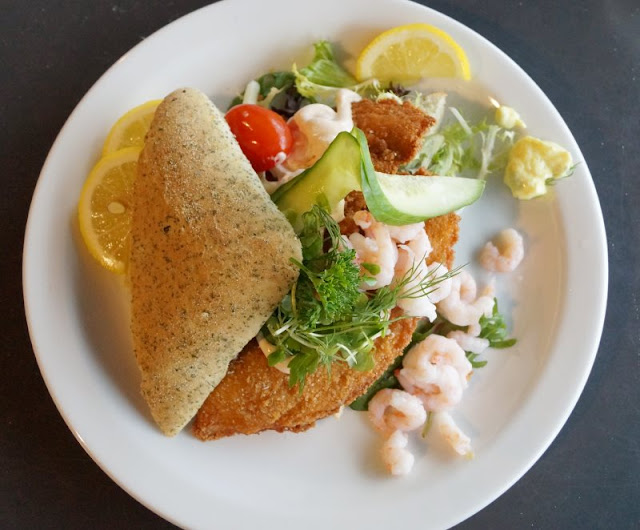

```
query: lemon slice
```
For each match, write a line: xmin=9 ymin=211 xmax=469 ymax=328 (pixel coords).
xmin=356 ymin=23 xmax=471 ymax=82
xmin=78 ymin=146 xmax=141 ymax=273
xmin=102 ymin=100 xmax=161 ymax=155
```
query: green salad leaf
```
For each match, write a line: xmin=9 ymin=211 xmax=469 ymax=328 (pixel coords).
xmin=297 ymin=41 xmax=357 ymax=88
xmin=229 ymin=70 xmax=311 ymax=119
xmin=293 ymin=41 xmax=380 ymax=105
xmin=477 ymin=298 xmax=517 ymax=349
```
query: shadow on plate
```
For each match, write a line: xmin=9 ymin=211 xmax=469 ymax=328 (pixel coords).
xmin=70 ymin=214 xmax=153 ymax=426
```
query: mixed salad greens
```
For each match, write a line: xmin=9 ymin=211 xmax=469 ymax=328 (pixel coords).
xmin=233 ymin=41 xmax=519 ymax=184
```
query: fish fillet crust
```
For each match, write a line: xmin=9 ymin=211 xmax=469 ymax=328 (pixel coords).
xmin=130 ymin=88 xmax=301 ymax=436
xmin=193 ymin=311 xmax=417 ymax=440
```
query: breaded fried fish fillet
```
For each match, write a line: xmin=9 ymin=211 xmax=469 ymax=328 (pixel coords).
xmin=130 ymin=88 xmax=301 ymax=436
xmin=194 ymin=311 xmax=416 ymax=439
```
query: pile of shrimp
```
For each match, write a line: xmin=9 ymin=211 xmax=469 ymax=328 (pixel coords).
xmin=368 ymin=334 xmax=475 ymax=476
xmin=360 ymin=221 xmax=525 ymax=476
xmin=346 ymin=210 xmax=452 ymax=320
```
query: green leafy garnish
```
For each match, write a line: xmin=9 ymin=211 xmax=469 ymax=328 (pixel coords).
xmin=293 ymin=41 xmax=380 ymax=105
xmin=229 ymin=71 xmax=294 ymax=107
xmin=349 ymin=353 xmax=403 ymax=411
xmin=288 ymin=205 xmax=362 ymax=328
xmin=229 ymin=71 xmax=311 ymax=119
xmin=478 ymin=298 xmax=517 ymax=349
xmin=263 ymin=205 xmax=458 ymax=391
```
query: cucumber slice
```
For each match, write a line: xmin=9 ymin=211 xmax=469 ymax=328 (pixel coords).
xmin=372 ymin=173 xmax=485 ymax=225
xmin=355 ymin=128 xmax=484 ymax=225
xmin=274 ymin=131 xmax=362 ymax=230
xmin=274 ymin=127 xmax=485 ymax=232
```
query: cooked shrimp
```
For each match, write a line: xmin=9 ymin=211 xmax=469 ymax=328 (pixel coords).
xmin=479 ymin=228 xmax=524 ymax=272
xmin=397 ymin=366 xmax=464 ymax=412
xmin=432 ymin=411 xmax=473 ymax=457
xmin=395 ymin=249 xmax=437 ymax=320
xmin=387 ymin=222 xmax=426 ymax=244
xmin=400 ymin=225 xmax=432 ymax=259
xmin=447 ymin=330 xmax=490 ymax=354
xmin=393 ymin=228 xmax=449 ymax=320
xmin=381 ymin=430 xmax=414 ymax=476
xmin=349 ymin=211 xmax=398 ymax=290
xmin=396 ymin=334 xmax=472 ymax=412
xmin=367 ymin=388 xmax=427 ymax=435
xmin=425 ymin=262 xmax=452 ymax=303
xmin=437 ymin=270 xmax=494 ymax=327
xmin=467 ymin=321 xmax=482 ymax=337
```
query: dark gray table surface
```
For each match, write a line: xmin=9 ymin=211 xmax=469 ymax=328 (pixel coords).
xmin=3 ymin=0 xmax=638 ymax=528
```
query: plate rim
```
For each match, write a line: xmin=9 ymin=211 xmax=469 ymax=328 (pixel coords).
xmin=22 ymin=0 xmax=608 ymax=528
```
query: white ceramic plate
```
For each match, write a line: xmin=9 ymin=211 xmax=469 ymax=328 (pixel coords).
xmin=23 ymin=0 xmax=607 ymax=528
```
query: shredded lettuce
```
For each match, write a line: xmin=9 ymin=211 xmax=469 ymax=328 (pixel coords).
xmin=399 ymin=134 xmax=445 ymax=173
xmin=401 ymin=107 xmax=515 ymax=178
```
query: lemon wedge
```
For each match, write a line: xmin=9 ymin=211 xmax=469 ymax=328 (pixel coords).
xmin=356 ymin=23 xmax=471 ymax=82
xmin=102 ymin=100 xmax=161 ymax=155
xmin=78 ymin=146 xmax=141 ymax=273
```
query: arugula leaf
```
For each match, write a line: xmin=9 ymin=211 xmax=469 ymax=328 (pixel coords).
xmin=478 ymin=298 xmax=517 ymax=348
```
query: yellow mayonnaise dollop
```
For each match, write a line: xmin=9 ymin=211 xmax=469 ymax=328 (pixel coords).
xmin=504 ymin=136 xmax=573 ymax=200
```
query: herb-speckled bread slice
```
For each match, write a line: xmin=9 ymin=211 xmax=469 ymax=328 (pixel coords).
xmin=129 ymin=88 xmax=301 ymax=436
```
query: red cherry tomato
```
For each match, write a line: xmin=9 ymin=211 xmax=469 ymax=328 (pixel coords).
xmin=225 ymin=104 xmax=293 ymax=172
